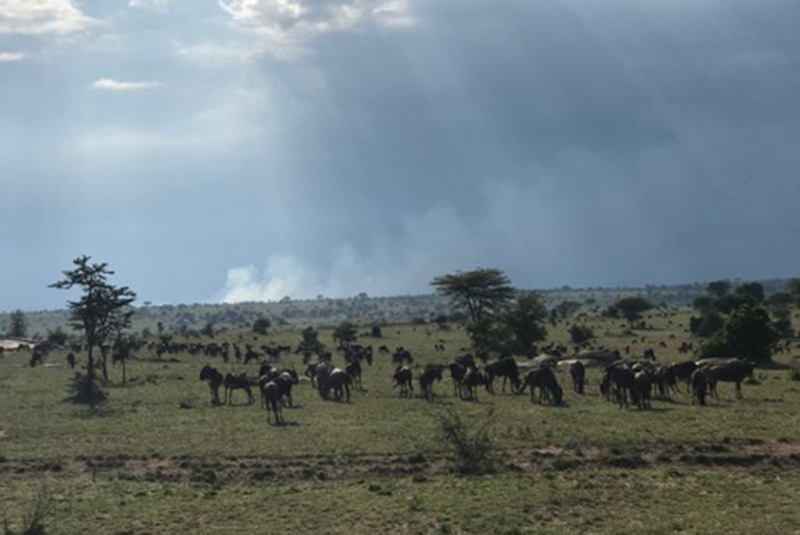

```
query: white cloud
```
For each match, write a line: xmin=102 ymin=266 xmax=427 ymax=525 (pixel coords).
xmin=128 ymin=0 xmax=170 ymax=12
xmin=218 ymin=0 xmax=414 ymax=59
xmin=0 ymin=52 xmax=25 ymax=62
xmin=0 ymin=0 xmax=96 ymax=35
xmin=92 ymin=78 xmax=162 ymax=91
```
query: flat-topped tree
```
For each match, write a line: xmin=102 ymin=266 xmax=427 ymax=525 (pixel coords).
xmin=431 ymin=268 xmax=514 ymax=324
xmin=50 ymin=255 xmax=137 ymax=394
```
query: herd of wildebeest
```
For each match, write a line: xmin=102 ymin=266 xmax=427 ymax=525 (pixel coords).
xmin=176 ymin=337 xmax=764 ymax=425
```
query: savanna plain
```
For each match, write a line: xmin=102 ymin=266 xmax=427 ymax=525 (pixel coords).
xmin=2 ymin=307 xmax=800 ymax=534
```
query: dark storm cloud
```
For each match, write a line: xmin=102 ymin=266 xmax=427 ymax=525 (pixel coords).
xmin=2 ymin=0 xmax=799 ymax=309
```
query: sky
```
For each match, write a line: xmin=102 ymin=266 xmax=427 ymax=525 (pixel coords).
xmin=1 ymin=0 xmax=799 ymax=312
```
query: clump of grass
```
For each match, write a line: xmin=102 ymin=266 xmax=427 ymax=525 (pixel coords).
xmin=433 ymin=407 xmax=498 ymax=475
xmin=787 ymin=368 xmax=800 ymax=382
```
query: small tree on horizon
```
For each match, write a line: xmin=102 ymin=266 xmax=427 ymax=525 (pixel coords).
xmin=8 ymin=309 xmax=28 ymax=339
xmin=614 ymin=296 xmax=653 ymax=328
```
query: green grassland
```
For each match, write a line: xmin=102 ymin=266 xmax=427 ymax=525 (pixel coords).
xmin=2 ymin=308 xmax=800 ymax=534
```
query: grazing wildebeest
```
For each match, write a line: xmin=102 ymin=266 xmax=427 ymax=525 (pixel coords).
xmin=485 ymin=357 xmax=520 ymax=393
xmin=691 ymin=368 xmax=709 ymax=406
xmin=259 ymin=380 xmax=284 ymax=424
xmin=520 ymin=367 xmax=563 ymax=405
xmin=702 ymin=359 xmax=754 ymax=400
xmin=448 ymin=362 xmax=466 ymax=398
xmin=668 ymin=360 xmax=697 ymax=392
xmin=393 ymin=365 xmax=413 ymax=397
xmin=462 ymin=367 xmax=489 ymax=402
xmin=569 ymin=360 xmax=586 ymax=394
xmin=66 ymin=352 xmax=76 ymax=370
xmin=322 ymin=368 xmax=352 ymax=402
xmin=224 ymin=372 xmax=254 ymax=405
xmin=419 ymin=364 xmax=443 ymax=401
xmin=199 ymin=365 xmax=223 ymax=406
xmin=345 ymin=359 xmax=363 ymax=391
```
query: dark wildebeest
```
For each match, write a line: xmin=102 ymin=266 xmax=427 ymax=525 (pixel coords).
xmin=569 ymin=361 xmax=586 ymax=394
xmin=520 ymin=367 xmax=563 ymax=405
xmin=274 ymin=369 xmax=299 ymax=407
xmin=345 ymin=359 xmax=363 ymax=391
xmin=393 ymin=365 xmax=413 ymax=397
xmin=66 ymin=352 xmax=76 ymax=370
xmin=691 ymin=368 xmax=709 ymax=406
xmin=419 ymin=364 xmax=443 ymax=401
xmin=315 ymin=361 xmax=335 ymax=399
xmin=224 ymin=372 xmax=254 ymax=405
xmin=392 ymin=347 xmax=413 ymax=366
xmin=650 ymin=365 xmax=677 ymax=399
xmin=323 ymin=368 xmax=352 ymax=402
xmin=199 ymin=365 xmax=223 ymax=406
xmin=702 ymin=360 xmax=754 ymax=400
xmin=305 ymin=362 xmax=321 ymax=388
xmin=633 ymin=370 xmax=652 ymax=410
xmin=258 ymin=379 xmax=284 ymax=424
xmin=455 ymin=353 xmax=476 ymax=370
xmin=448 ymin=362 xmax=466 ymax=398
xmin=462 ymin=367 xmax=489 ymax=402
xmin=603 ymin=364 xmax=638 ymax=409
xmin=668 ymin=360 xmax=697 ymax=392
xmin=485 ymin=357 xmax=520 ymax=393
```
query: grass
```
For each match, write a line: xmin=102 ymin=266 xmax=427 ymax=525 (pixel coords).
xmin=1 ymin=308 xmax=799 ymax=533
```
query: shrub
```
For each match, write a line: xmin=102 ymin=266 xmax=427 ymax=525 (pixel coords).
xmin=433 ymin=408 xmax=497 ymax=475
xmin=569 ymin=324 xmax=594 ymax=344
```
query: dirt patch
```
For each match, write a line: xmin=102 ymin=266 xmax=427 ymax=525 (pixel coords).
xmin=4 ymin=439 xmax=800 ymax=485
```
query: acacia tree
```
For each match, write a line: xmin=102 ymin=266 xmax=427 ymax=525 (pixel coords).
xmin=501 ymin=292 xmax=548 ymax=357
xmin=614 ymin=296 xmax=653 ymax=328
xmin=50 ymin=255 xmax=136 ymax=395
xmin=431 ymin=268 xmax=514 ymax=324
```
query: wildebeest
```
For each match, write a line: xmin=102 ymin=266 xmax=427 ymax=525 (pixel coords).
xmin=602 ymin=364 xmax=638 ymax=409
xmin=393 ymin=365 xmax=413 ymax=397
xmin=224 ymin=372 xmax=254 ymax=405
xmin=419 ymin=364 xmax=443 ymax=401
xmin=392 ymin=347 xmax=413 ymax=366
xmin=462 ymin=367 xmax=489 ymax=402
xmin=668 ymin=360 xmax=698 ymax=391
xmin=701 ymin=359 xmax=754 ymax=400
xmin=322 ymin=368 xmax=352 ymax=402
xmin=66 ymin=352 xmax=76 ymax=370
xmin=633 ymin=370 xmax=652 ymax=410
xmin=485 ymin=357 xmax=520 ymax=393
xmin=199 ymin=365 xmax=223 ymax=406
xmin=520 ymin=367 xmax=563 ymax=405
xmin=258 ymin=379 xmax=284 ymax=424
xmin=345 ymin=359 xmax=363 ymax=391
xmin=448 ymin=362 xmax=466 ymax=398
xmin=569 ymin=361 xmax=586 ymax=394
xmin=691 ymin=368 xmax=709 ymax=406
